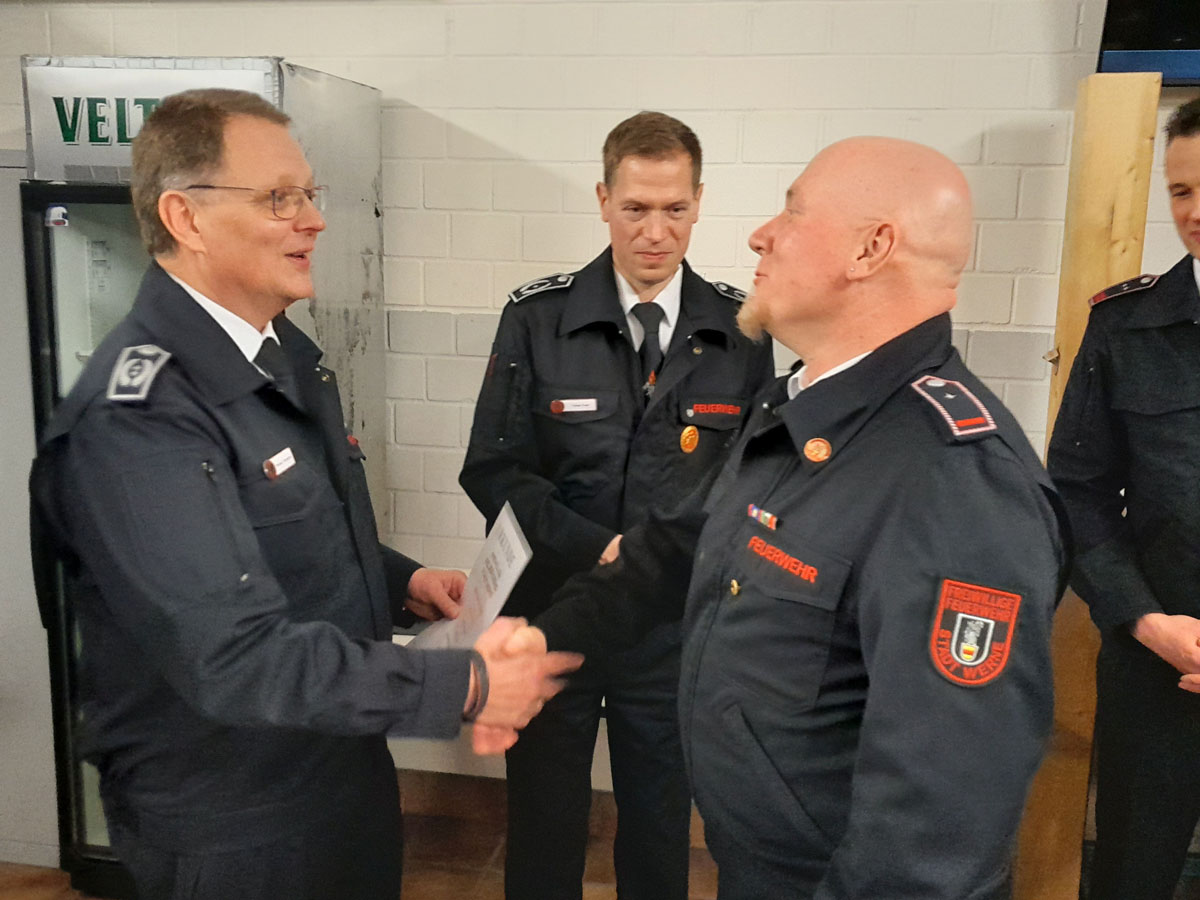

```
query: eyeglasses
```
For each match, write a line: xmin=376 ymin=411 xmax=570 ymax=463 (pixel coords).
xmin=184 ymin=184 xmax=328 ymax=220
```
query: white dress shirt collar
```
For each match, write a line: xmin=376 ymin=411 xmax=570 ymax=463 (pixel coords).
xmin=786 ymin=351 xmax=872 ymax=400
xmin=166 ymin=272 xmax=279 ymax=364
xmin=614 ymin=265 xmax=683 ymax=351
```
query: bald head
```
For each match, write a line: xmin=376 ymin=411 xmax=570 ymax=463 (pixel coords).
xmin=807 ymin=137 xmax=973 ymax=291
xmin=743 ymin=137 xmax=974 ymax=376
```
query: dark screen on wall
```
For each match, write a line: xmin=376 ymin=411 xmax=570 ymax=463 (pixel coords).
xmin=1099 ymin=0 xmax=1200 ymax=84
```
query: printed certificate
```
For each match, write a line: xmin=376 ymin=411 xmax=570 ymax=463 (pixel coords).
xmin=407 ymin=502 xmax=531 ymax=649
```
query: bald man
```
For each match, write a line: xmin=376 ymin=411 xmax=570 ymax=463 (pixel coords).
xmin=504 ymin=137 xmax=1069 ymax=898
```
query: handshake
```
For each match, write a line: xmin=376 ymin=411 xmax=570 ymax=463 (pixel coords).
xmin=466 ymin=617 xmax=582 ymax=755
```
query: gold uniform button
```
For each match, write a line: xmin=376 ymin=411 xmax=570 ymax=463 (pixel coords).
xmin=804 ymin=437 xmax=832 ymax=462
xmin=730 ymin=579 xmax=740 ymax=596
xmin=680 ymin=425 xmax=699 ymax=453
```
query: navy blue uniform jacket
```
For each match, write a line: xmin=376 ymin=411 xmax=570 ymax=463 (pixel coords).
xmin=1048 ymin=254 xmax=1200 ymax=633
xmin=460 ymin=248 xmax=775 ymax=619
xmin=29 ymin=263 xmax=470 ymax=851
xmin=537 ymin=314 xmax=1068 ymax=898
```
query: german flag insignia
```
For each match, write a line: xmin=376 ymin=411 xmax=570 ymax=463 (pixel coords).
xmin=930 ymin=579 xmax=1021 ymax=687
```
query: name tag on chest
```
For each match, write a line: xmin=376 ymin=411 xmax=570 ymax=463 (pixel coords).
xmin=550 ymin=398 xmax=598 ymax=414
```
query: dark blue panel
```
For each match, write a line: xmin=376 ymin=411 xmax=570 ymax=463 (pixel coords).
xmin=1098 ymin=49 xmax=1200 ymax=86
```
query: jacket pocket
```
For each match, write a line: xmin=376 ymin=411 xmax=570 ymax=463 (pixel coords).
xmin=238 ymin=461 xmax=344 ymax=587
xmin=239 ymin=460 xmax=330 ymax=527
xmin=701 ymin=700 xmax=835 ymax=865
xmin=727 ymin=523 xmax=852 ymax=710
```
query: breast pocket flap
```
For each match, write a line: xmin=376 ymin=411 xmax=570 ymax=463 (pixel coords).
xmin=741 ymin=530 xmax=851 ymax=610
xmin=679 ymin=395 xmax=747 ymax=430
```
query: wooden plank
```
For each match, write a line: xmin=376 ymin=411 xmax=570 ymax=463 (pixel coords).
xmin=1014 ymin=71 xmax=1161 ymax=900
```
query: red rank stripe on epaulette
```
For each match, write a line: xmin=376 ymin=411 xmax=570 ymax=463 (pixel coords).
xmin=1089 ymin=273 xmax=1159 ymax=307
xmin=911 ymin=376 xmax=997 ymax=438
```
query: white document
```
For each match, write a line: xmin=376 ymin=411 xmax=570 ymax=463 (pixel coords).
xmin=407 ymin=502 xmax=532 ymax=650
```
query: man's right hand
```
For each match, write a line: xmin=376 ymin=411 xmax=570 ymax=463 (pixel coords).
xmin=469 ymin=617 xmax=581 ymax=748
xmin=1132 ymin=613 xmax=1200 ymax=685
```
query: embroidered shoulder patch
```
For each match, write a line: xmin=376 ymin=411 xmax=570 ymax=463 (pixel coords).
xmin=911 ymin=375 xmax=997 ymax=439
xmin=106 ymin=344 xmax=172 ymax=402
xmin=930 ymin=579 xmax=1022 ymax=687
xmin=711 ymin=281 xmax=747 ymax=302
xmin=1089 ymin=273 xmax=1158 ymax=307
xmin=509 ymin=273 xmax=574 ymax=303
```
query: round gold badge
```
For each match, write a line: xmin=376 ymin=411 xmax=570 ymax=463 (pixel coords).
xmin=680 ymin=425 xmax=699 ymax=454
xmin=804 ymin=437 xmax=832 ymax=463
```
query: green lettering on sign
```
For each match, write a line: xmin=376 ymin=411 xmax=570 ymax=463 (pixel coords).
xmin=133 ymin=97 xmax=161 ymax=122
xmin=86 ymin=97 xmax=110 ymax=145
xmin=53 ymin=96 xmax=83 ymax=144
xmin=115 ymin=99 xmax=132 ymax=144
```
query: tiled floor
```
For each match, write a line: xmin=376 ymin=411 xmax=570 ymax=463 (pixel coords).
xmin=0 ymin=770 xmax=718 ymax=900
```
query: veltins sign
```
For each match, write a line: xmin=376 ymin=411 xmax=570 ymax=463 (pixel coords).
xmin=24 ymin=60 xmax=274 ymax=182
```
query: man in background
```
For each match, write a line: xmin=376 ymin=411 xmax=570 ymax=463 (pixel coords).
xmin=505 ymin=137 xmax=1068 ymax=898
xmin=1049 ymin=95 xmax=1200 ymax=900
xmin=29 ymin=88 xmax=577 ymax=900
xmin=460 ymin=111 xmax=774 ymax=899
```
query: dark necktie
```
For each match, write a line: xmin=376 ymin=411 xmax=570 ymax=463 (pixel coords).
xmin=630 ymin=301 xmax=665 ymax=398
xmin=254 ymin=336 xmax=291 ymax=383
xmin=254 ymin=337 xmax=302 ymax=408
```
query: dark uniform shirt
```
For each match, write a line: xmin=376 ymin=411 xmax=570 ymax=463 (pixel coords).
xmin=537 ymin=313 xmax=1068 ymax=898
xmin=459 ymin=247 xmax=775 ymax=618
xmin=29 ymin=263 xmax=470 ymax=852
xmin=1048 ymin=254 xmax=1200 ymax=632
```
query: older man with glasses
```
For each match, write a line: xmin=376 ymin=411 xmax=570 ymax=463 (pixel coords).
xmin=28 ymin=88 xmax=579 ymax=900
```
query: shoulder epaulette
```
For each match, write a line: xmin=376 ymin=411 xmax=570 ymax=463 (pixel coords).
xmin=509 ymin=273 xmax=574 ymax=303
xmin=106 ymin=344 xmax=171 ymax=402
xmin=711 ymin=281 xmax=747 ymax=302
xmin=1089 ymin=273 xmax=1159 ymax=308
xmin=911 ymin=374 xmax=997 ymax=441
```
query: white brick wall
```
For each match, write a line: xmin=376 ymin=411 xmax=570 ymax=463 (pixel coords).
xmin=2 ymin=0 xmax=1193 ymax=567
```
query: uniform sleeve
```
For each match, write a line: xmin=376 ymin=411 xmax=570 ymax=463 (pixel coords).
xmin=1046 ymin=316 xmax=1160 ymax=632
xmin=535 ymin=467 xmax=715 ymax=656
xmin=813 ymin=447 xmax=1063 ymax=900
xmin=459 ymin=301 xmax=616 ymax=570
xmin=56 ymin=402 xmax=470 ymax=740
xmin=381 ymin=544 xmax=423 ymax=628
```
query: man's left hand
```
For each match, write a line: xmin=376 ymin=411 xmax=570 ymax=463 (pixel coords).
xmin=406 ymin=567 xmax=466 ymax=621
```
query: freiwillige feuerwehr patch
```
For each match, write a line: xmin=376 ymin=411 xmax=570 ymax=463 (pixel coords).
xmin=106 ymin=345 xmax=171 ymax=402
xmin=509 ymin=273 xmax=574 ymax=303
xmin=930 ymin=579 xmax=1021 ymax=687
xmin=911 ymin=375 xmax=997 ymax=439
